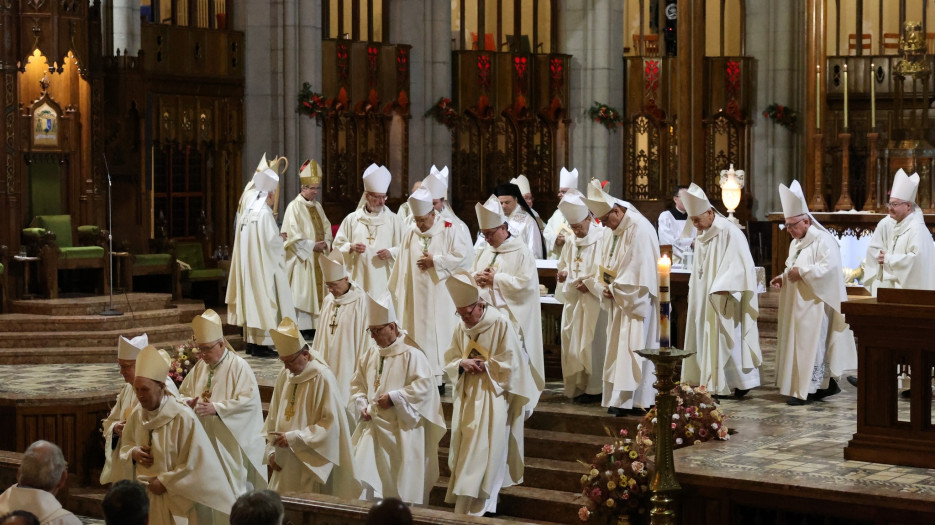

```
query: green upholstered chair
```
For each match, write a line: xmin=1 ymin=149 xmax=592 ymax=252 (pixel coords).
xmin=175 ymin=241 xmax=226 ymax=305
xmin=22 ymin=215 xmax=110 ymax=299
xmin=125 ymin=239 xmax=181 ymax=299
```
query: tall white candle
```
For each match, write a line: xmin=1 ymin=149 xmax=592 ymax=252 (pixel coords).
xmin=816 ymin=64 xmax=821 ymax=131
xmin=658 ymin=255 xmax=671 ymax=348
xmin=870 ymin=63 xmax=876 ymax=127
xmin=843 ymin=63 xmax=849 ymax=129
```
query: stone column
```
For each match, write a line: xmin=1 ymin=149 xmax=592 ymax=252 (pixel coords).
xmin=746 ymin=0 xmax=805 ymax=217
xmin=104 ymin=0 xmax=142 ymax=56
xmin=561 ymin=0 xmax=624 ymax=194
xmin=389 ymin=0 xmax=453 ymax=194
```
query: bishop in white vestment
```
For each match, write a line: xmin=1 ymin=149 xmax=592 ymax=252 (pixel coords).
xmin=226 ymin=166 xmax=296 ymax=350
xmin=265 ymin=318 xmax=360 ymax=499
xmin=862 ymin=169 xmax=935 ymax=296
xmin=679 ymin=183 xmax=762 ymax=397
xmin=443 ymin=272 xmax=538 ymax=516
xmin=474 ymin=183 xmax=544 ymax=259
xmin=388 ymin=187 xmax=471 ymax=385
xmin=180 ymin=310 xmax=268 ymax=497
xmin=583 ymin=183 xmax=659 ymax=413
xmin=472 ymin=195 xmax=545 ymax=401
xmin=543 ymin=167 xmax=580 ymax=260
xmin=422 ymin=165 xmax=473 ymax=248
xmin=311 ymin=252 xmax=372 ymax=407
xmin=349 ymin=293 xmax=446 ymax=504
xmin=120 ymin=346 xmax=236 ymax=524
xmin=657 ymin=186 xmax=696 ymax=266
xmin=333 ymin=164 xmax=404 ymax=297
xmin=101 ymin=334 xmax=179 ymax=485
xmin=281 ymin=159 xmax=333 ymax=333
xmin=770 ymin=181 xmax=856 ymax=405
xmin=555 ymin=194 xmax=606 ymax=400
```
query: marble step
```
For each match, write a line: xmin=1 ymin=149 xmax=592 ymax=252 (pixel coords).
xmin=438 ymin=447 xmax=583 ymax=494
xmin=0 ymin=322 xmax=195 ymax=349
xmin=429 ymin=477 xmax=582 ymax=523
xmin=0 ymin=334 xmax=245 ymax=365
xmin=9 ymin=293 xmax=176 ymax=316
xmin=0 ymin=304 xmax=204 ymax=333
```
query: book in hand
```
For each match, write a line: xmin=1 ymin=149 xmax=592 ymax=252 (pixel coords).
xmin=599 ymin=265 xmax=617 ymax=285
xmin=464 ymin=339 xmax=489 ymax=361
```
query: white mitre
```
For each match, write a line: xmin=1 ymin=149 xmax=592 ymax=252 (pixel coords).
xmin=423 ymin=166 xmax=449 ymax=199
xmin=253 ymin=168 xmax=279 ymax=194
xmin=559 ymin=193 xmax=589 ymax=224
xmin=559 ymin=167 xmax=579 ymax=190
xmin=475 ymin=194 xmax=508 ymax=229
xmin=583 ymin=181 xmax=614 ymax=218
xmin=510 ymin=174 xmax=532 ymax=196
xmin=117 ymin=333 xmax=149 ymax=360
xmin=682 ymin=183 xmax=714 ymax=217
xmin=136 ymin=345 xmax=170 ymax=384
xmin=779 ymin=180 xmax=808 ymax=219
xmin=890 ymin=168 xmax=920 ymax=203
xmin=445 ymin=270 xmax=479 ymax=308
xmin=408 ymin=187 xmax=435 ymax=217
xmin=367 ymin=292 xmax=398 ymax=326
xmin=363 ymin=164 xmax=392 ymax=193
xmin=270 ymin=318 xmax=306 ymax=357
xmin=319 ymin=251 xmax=347 ymax=283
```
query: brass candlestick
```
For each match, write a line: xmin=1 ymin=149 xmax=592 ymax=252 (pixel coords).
xmin=635 ymin=347 xmax=696 ymax=525
xmin=835 ymin=132 xmax=855 ymax=210
xmin=809 ymin=133 xmax=828 ymax=211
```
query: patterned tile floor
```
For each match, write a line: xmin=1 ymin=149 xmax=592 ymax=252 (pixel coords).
xmin=2 ymin=335 xmax=934 ymax=517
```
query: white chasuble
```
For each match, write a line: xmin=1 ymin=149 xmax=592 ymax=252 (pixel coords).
xmin=101 ymin=379 xmax=179 ymax=485
xmin=333 ymin=207 xmax=404 ymax=297
xmin=0 ymin=485 xmax=81 ymax=525
xmin=443 ymin=307 xmax=538 ymax=516
xmin=776 ymin=226 xmax=857 ymax=399
xmin=262 ymin=360 xmax=360 ymax=499
xmin=472 ymin=236 xmax=545 ymax=397
xmin=120 ymin=396 xmax=237 ymax=525
xmin=681 ymin=215 xmax=762 ymax=396
xmin=542 ymin=209 xmax=570 ymax=260
xmin=595 ymin=209 xmax=660 ymax=409
xmin=349 ymin=336 xmax=447 ymax=504
xmin=282 ymin=194 xmax=333 ymax=330
xmin=179 ymin=351 xmax=268 ymax=496
xmin=473 ymin=209 xmax=544 ymax=259
xmin=862 ymin=209 xmax=935 ymax=296
xmin=387 ymin=217 xmax=472 ymax=378
xmin=310 ymin=284 xmax=371 ymax=407
xmin=226 ymin=202 xmax=297 ymax=345
xmin=556 ymin=222 xmax=607 ymax=398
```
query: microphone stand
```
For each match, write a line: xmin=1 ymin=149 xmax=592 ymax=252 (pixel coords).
xmin=101 ymin=154 xmax=123 ymax=316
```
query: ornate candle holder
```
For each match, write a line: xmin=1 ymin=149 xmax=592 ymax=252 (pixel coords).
xmin=635 ymin=346 xmax=696 ymax=525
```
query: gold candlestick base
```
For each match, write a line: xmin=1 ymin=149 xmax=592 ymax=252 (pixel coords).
xmin=635 ymin=347 xmax=696 ymax=525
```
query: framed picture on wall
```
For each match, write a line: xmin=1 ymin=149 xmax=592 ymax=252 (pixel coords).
xmin=32 ymin=102 xmax=60 ymax=148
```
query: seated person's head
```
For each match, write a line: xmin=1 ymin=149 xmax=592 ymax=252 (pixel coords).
xmin=231 ymin=490 xmax=284 ymax=525
xmin=366 ymin=498 xmax=413 ymax=525
xmin=0 ymin=511 xmax=40 ymax=525
xmin=102 ymin=480 xmax=149 ymax=525
xmin=18 ymin=440 xmax=68 ymax=496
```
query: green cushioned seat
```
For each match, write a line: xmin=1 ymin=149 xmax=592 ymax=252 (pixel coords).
xmin=135 ymin=253 xmax=172 ymax=266
xmin=59 ymin=246 xmax=105 ymax=260
xmin=188 ymin=268 xmax=225 ymax=280
xmin=77 ymin=225 xmax=100 ymax=236
xmin=22 ymin=228 xmax=46 ymax=242
xmin=175 ymin=242 xmax=207 ymax=269
xmin=0 ymin=263 xmax=4 ymax=275
xmin=29 ymin=215 xmax=73 ymax=248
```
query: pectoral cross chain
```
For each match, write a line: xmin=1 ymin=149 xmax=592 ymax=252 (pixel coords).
xmin=329 ymin=305 xmax=341 ymax=335
xmin=574 ymin=248 xmax=583 ymax=273
xmin=365 ymin=225 xmax=377 ymax=245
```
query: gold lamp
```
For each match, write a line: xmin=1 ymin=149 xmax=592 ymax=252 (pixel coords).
xmin=719 ymin=164 xmax=745 ymax=226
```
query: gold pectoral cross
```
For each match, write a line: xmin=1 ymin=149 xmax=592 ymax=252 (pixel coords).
xmin=365 ymin=225 xmax=377 ymax=245
xmin=284 ymin=405 xmax=295 ymax=421
xmin=574 ymin=249 xmax=583 ymax=274
xmin=329 ymin=305 xmax=341 ymax=335
xmin=200 ymin=390 xmax=211 ymax=402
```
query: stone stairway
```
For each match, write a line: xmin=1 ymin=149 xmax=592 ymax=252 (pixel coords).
xmin=0 ymin=294 xmax=207 ymax=364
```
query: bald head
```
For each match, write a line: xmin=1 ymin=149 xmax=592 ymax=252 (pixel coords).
xmin=366 ymin=498 xmax=413 ymax=525
xmin=18 ymin=440 xmax=67 ymax=494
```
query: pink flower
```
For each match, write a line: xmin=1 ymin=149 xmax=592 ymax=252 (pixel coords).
xmin=620 ymin=429 xmax=628 ymax=437
xmin=718 ymin=427 xmax=729 ymax=439
xmin=589 ymin=487 xmax=602 ymax=501
xmin=631 ymin=461 xmax=644 ymax=473
xmin=671 ymin=422 xmax=677 ymax=429
xmin=578 ymin=507 xmax=591 ymax=521
xmin=602 ymin=444 xmax=614 ymax=454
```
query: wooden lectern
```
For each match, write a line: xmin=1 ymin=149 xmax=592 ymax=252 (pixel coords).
xmin=841 ymin=289 xmax=935 ymax=468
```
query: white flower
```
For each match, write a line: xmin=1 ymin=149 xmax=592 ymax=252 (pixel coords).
xmin=651 ymin=418 xmax=657 ymax=424
xmin=672 ymin=413 xmax=679 ymax=420
xmin=675 ymin=438 xmax=683 ymax=445
xmin=711 ymin=423 xmax=719 ymax=429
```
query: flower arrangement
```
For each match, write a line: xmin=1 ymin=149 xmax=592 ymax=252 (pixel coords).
xmin=638 ymin=384 xmax=729 ymax=449
xmin=424 ymin=97 xmax=459 ymax=129
xmin=762 ymin=103 xmax=797 ymax=131
xmin=586 ymin=101 xmax=624 ymax=133
xmin=168 ymin=338 xmax=201 ymax=387
xmin=578 ymin=428 xmax=654 ymax=523
xmin=297 ymin=82 xmax=329 ymax=125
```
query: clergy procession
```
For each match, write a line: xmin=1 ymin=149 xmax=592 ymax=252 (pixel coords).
xmin=73 ymin=152 xmax=935 ymax=524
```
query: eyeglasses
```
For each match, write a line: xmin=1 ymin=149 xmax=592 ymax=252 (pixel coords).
xmin=887 ymin=200 xmax=908 ymax=209
xmin=197 ymin=341 xmax=220 ymax=353
xmin=783 ymin=217 xmax=808 ymax=228
xmin=280 ymin=350 xmax=304 ymax=364
xmin=366 ymin=323 xmax=393 ymax=334
xmin=366 ymin=192 xmax=388 ymax=201
xmin=455 ymin=303 xmax=481 ymax=318
xmin=480 ymin=228 xmax=499 ymax=238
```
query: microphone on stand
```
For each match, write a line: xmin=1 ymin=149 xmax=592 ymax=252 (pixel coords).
xmin=101 ymin=153 xmax=123 ymax=316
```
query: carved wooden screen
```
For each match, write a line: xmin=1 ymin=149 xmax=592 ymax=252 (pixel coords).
xmin=625 ymin=114 xmax=661 ymax=201
xmin=703 ymin=111 xmax=745 ymax=203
